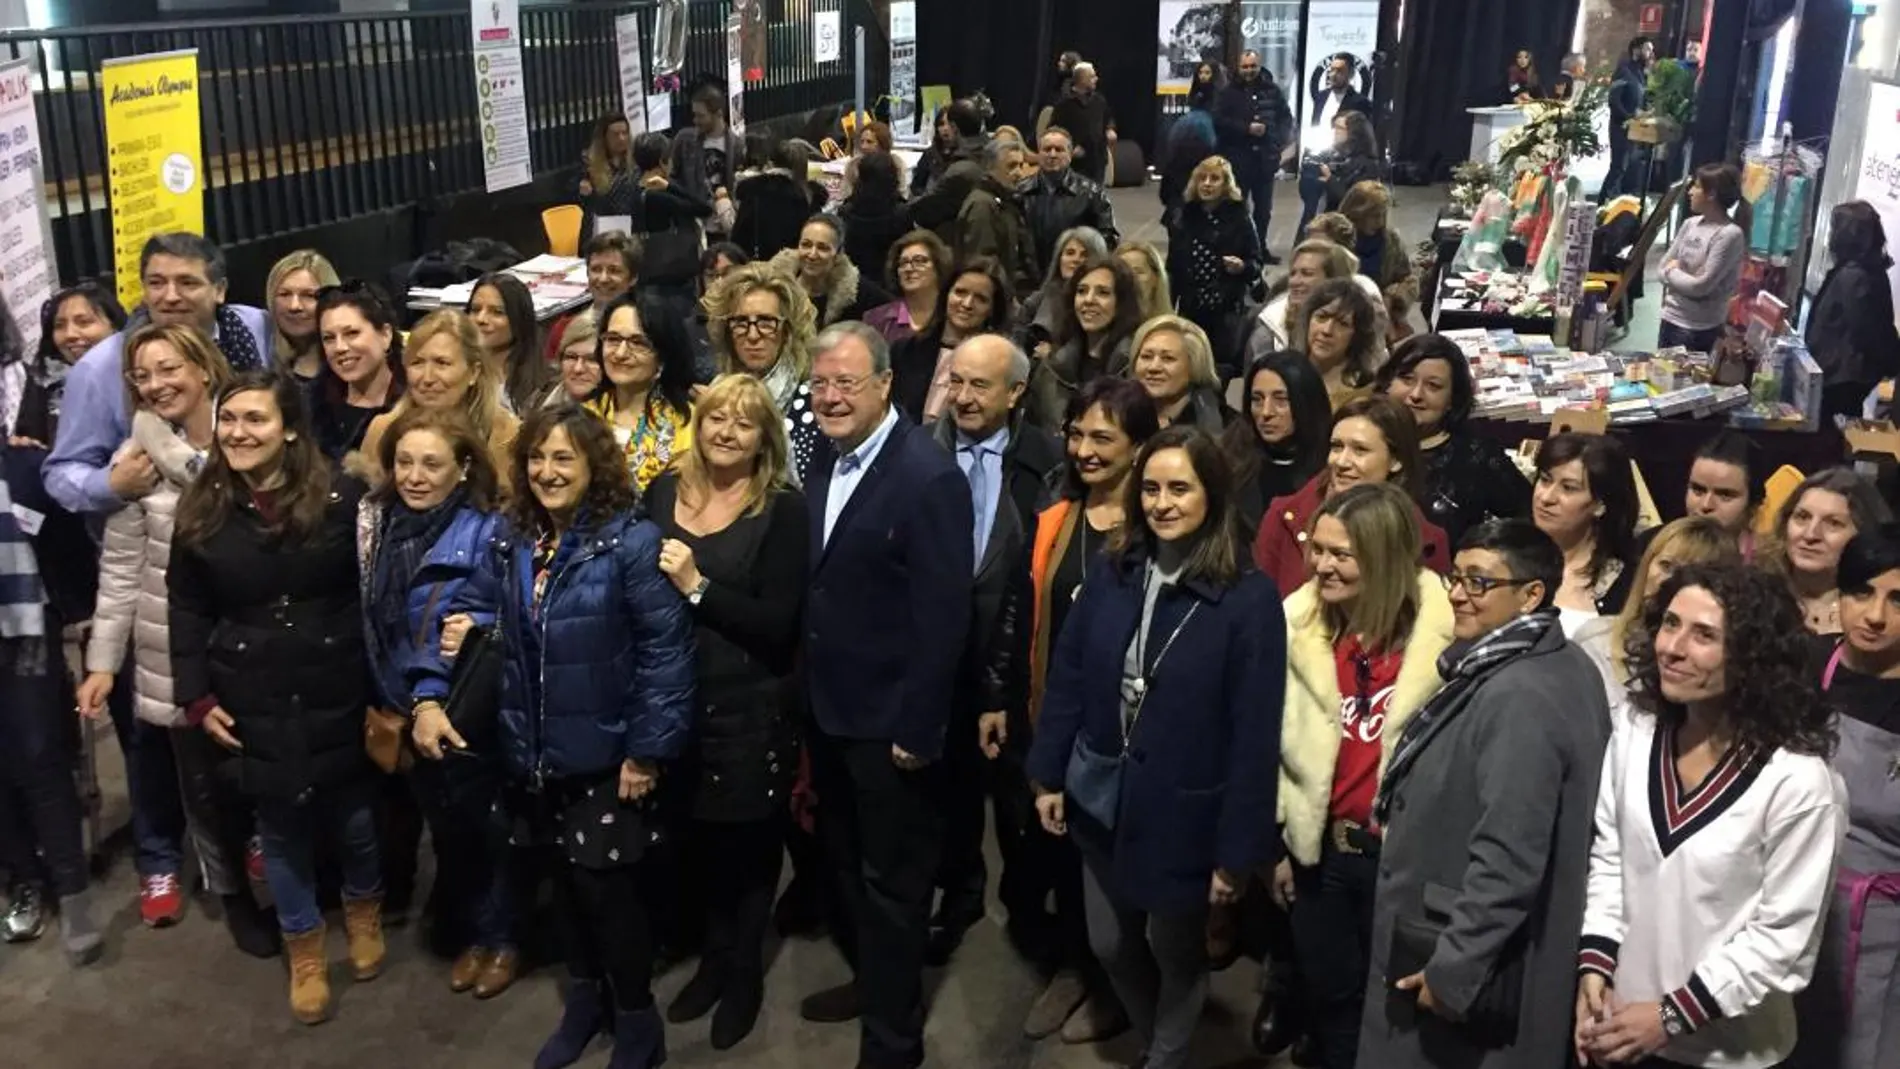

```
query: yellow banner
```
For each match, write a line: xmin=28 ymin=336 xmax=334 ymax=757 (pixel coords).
xmin=101 ymin=49 xmax=203 ymax=312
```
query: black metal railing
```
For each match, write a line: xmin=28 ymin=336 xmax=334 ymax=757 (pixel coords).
xmin=0 ymin=0 xmax=865 ymax=284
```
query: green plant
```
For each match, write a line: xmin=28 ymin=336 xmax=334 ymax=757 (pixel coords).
xmin=1645 ymin=59 xmax=1696 ymax=127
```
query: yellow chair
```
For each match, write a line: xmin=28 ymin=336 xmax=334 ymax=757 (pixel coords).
xmin=542 ymin=205 xmax=584 ymax=257
xmin=1756 ymin=464 xmax=1807 ymax=536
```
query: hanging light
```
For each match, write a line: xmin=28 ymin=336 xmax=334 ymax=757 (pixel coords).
xmin=653 ymin=0 xmax=687 ymax=76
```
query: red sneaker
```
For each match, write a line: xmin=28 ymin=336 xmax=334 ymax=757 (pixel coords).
xmin=245 ymin=836 xmax=266 ymax=884
xmin=139 ymin=873 xmax=184 ymax=928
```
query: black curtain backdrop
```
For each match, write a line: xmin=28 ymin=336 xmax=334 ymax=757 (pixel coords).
xmin=1392 ymin=0 xmax=1576 ymax=180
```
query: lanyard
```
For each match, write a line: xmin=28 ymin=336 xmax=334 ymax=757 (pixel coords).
xmin=1124 ymin=568 xmax=1199 ymax=753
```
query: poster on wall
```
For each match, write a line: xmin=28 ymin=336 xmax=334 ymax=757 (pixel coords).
xmin=1155 ymin=1 xmax=1230 ymax=96
xmin=739 ymin=0 xmax=767 ymax=84
xmin=0 ymin=57 xmax=53 ymax=430
xmin=471 ymin=0 xmax=531 ymax=192
xmin=1853 ymin=80 xmax=1900 ymax=330
xmin=1239 ymin=2 xmax=1303 ymax=104
xmin=1297 ymin=0 xmax=1378 ymax=152
xmin=890 ymin=2 xmax=918 ymax=136
xmin=614 ymin=13 xmax=650 ymax=135
xmin=726 ymin=13 xmax=746 ymax=137
xmin=100 ymin=49 xmax=203 ymax=312
xmin=815 ymin=10 xmax=841 ymax=64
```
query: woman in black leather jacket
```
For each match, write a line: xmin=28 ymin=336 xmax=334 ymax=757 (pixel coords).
xmin=1807 ymin=200 xmax=1900 ymax=420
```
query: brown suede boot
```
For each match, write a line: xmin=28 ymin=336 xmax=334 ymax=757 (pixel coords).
xmin=284 ymin=925 xmax=331 ymax=1025
xmin=342 ymin=895 xmax=386 ymax=981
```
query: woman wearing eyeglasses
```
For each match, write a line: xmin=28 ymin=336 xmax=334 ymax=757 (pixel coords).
xmin=703 ymin=262 xmax=824 ymax=486
xmin=1277 ymin=482 xmax=1456 ymax=1069
xmin=547 ymin=313 xmax=605 ymax=407
xmin=584 ymin=291 xmax=698 ymax=493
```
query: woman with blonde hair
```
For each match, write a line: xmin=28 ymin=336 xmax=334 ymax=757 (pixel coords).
xmin=1243 ymin=238 xmax=1367 ymax=363
xmin=703 ymin=260 xmax=824 ymax=483
xmin=266 ymin=250 xmax=340 ymax=383
xmin=1130 ymin=315 xmax=1230 ymax=433
xmin=578 ymin=112 xmax=636 ymax=237
xmin=1338 ymin=181 xmax=1415 ymax=300
xmin=1276 ymin=481 xmax=1456 ymax=1069
xmin=1573 ymin=515 xmax=1742 ymax=692
xmin=1116 ymin=241 xmax=1174 ymax=324
xmin=1166 ymin=155 xmax=1259 ymax=374
xmin=644 ymin=374 xmax=807 ymax=1049
xmin=74 ymin=324 xmax=269 ymax=957
xmin=357 ymin=309 xmax=518 ymax=489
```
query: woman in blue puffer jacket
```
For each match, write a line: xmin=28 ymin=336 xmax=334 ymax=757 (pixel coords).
xmin=433 ymin=402 xmax=694 ymax=1069
xmin=355 ymin=406 xmax=515 ymax=999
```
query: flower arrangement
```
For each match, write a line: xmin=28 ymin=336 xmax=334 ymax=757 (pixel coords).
xmin=1447 ymin=159 xmax=1499 ymax=218
xmin=1497 ymin=78 xmax=1608 ymax=177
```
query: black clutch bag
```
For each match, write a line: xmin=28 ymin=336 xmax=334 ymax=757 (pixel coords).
xmin=444 ymin=623 xmax=504 ymax=752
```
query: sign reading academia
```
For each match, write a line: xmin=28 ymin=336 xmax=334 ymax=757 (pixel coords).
xmin=101 ymin=49 xmax=203 ymax=312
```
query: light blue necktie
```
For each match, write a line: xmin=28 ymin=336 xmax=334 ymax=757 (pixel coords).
xmin=962 ymin=442 xmax=993 ymax=570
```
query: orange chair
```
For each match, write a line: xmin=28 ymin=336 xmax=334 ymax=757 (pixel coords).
xmin=1755 ymin=464 xmax=1807 ymax=536
xmin=542 ymin=205 xmax=584 ymax=257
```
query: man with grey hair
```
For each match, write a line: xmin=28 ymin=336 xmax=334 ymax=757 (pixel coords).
xmin=1050 ymin=61 xmax=1116 ymax=185
xmin=798 ymin=320 xmax=974 ymax=1069
xmin=923 ymin=333 xmax=1063 ymax=972
xmin=1552 ymin=52 xmax=1588 ymax=100
xmin=955 ymin=140 xmax=1039 ymax=297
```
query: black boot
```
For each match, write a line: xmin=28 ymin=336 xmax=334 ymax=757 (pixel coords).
xmin=709 ymin=951 xmax=763 ymax=1050
xmin=1252 ymin=962 xmax=1304 ymax=1056
xmin=607 ymin=1005 xmax=667 ymax=1069
xmin=665 ymin=956 xmax=726 ymax=1023
xmin=221 ymin=893 xmax=281 ymax=959
xmin=534 ymin=980 xmax=607 ymax=1069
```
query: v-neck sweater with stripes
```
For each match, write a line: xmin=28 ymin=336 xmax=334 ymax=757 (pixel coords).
xmin=1577 ymin=709 xmax=1846 ymax=1068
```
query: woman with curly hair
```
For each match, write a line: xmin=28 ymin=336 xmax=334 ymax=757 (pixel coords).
xmin=1575 ymin=563 xmax=1844 ymax=1069
xmin=702 ymin=261 xmax=823 ymax=483
xmin=1293 ymin=277 xmax=1383 ymax=409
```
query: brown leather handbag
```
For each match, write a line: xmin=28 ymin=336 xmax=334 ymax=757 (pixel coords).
xmin=363 ymin=581 xmax=449 ymax=774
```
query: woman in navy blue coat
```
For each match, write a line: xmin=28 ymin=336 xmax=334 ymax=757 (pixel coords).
xmin=356 ymin=406 xmax=514 ymax=997
xmin=436 ymin=403 xmax=694 ymax=1069
xmin=1026 ymin=424 xmax=1286 ymax=1069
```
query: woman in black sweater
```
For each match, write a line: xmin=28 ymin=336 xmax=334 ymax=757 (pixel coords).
xmin=1166 ymin=156 xmax=1260 ymax=378
xmin=1221 ymin=350 xmax=1333 ymax=542
xmin=1807 ymin=200 xmax=1900 ymax=420
xmin=645 ymin=374 xmax=808 ymax=1051
xmin=1375 ymin=333 xmax=1531 ymax=548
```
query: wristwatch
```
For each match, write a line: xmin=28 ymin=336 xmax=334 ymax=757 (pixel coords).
xmin=688 ymin=576 xmax=710 ymax=606
xmin=1658 ymin=1000 xmax=1688 ymax=1038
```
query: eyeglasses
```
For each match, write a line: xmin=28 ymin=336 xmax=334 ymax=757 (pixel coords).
xmin=896 ymin=256 xmax=934 ymax=270
xmin=601 ymin=332 xmax=655 ymax=355
xmin=1441 ymin=573 xmax=1537 ymax=596
xmin=560 ymin=349 xmax=597 ymax=364
xmin=727 ymin=315 xmax=785 ymax=339
xmin=810 ymin=374 xmax=879 ymax=397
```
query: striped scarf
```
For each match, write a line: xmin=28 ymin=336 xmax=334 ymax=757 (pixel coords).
xmin=1373 ymin=608 xmax=1559 ymax=824
xmin=0 ymin=464 xmax=47 ymax=674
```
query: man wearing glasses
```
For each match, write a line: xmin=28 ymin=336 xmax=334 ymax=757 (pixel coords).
xmin=1358 ymin=518 xmax=1611 ymax=1068
xmin=798 ymin=321 xmax=974 ymax=1069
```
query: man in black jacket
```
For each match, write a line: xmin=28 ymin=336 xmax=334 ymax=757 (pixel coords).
xmin=799 ymin=323 xmax=974 ymax=1069
xmin=1049 ymin=63 xmax=1116 ymax=185
xmin=926 ymin=334 xmax=1062 ymax=970
xmin=1019 ymin=127 xmax=1121 ymax=270
xmin=1605 ymin=36 xmax=1654 ymax=199
xmin=1214 ymin=51 xmax=1295 ymax=260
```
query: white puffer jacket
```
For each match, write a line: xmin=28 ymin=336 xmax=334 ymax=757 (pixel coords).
xmin=84 ymin=409 xmax=205 ymax=727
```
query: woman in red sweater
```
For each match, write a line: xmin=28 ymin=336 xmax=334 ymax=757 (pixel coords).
xmin=1252 ymin=395 xmax=1450 ymax=595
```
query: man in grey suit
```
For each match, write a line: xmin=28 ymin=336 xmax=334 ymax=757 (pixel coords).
xmin=1359 ymin=519 xmax=1612 ymax=1069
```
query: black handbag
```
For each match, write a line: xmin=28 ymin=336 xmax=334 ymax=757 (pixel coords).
xmin=638 ymin=188 xmax=703 ymax=285
xmin=444 ymin=622 xmax=504 ymax=753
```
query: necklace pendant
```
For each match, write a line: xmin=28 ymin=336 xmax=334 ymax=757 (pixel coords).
xmin=1071 ymin=582 xmax=1082 ymax=602
xmin=1130 ymin=678 xmax=1147 ymax=699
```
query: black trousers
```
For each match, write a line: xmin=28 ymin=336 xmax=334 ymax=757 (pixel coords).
xmin=812 ymin=731 xmax=945 ymax=1069
xmin=552 ymin=860 xmax=654 ymax=1012
xmin=378 ymin=769 xmax=425 ymax=909
xmin=933 ymin=711 xmax=987 ymax=930
xmin=0 ymin=643 xmax=87 ymax=897
xmin=688 ymin=818 xmax=783 ymax=980
xmin=1289 ymin=845 xmax=1380 ymax=1069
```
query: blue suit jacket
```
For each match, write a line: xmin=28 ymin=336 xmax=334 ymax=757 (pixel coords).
xmin=806 ymin=413 xmax=974 ymax=762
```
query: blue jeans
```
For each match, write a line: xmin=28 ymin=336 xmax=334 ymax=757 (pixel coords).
xmin=255 ymin=779 xmax=382 ymax=934
xmin=104 ymin=671 xmax=187 ymax=878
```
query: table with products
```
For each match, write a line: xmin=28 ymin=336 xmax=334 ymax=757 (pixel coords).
xmin=406 ymin=253 xmax=593 ymax=321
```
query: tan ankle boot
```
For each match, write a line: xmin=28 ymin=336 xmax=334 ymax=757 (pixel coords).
xmin=342 ymin=895 xmax=386 ymax=981
xmin=284 ymin=925 xmax=331 ymax=1024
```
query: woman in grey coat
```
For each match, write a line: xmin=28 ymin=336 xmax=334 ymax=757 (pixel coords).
xmin=1357 ymin=519 xmax=1611 ymax=1069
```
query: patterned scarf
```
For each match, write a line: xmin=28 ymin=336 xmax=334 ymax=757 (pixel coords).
xmin=1373 ymin=608 xmax=1560 ymax=824
xmin=0 ymin=461 xmax=47 ymax=674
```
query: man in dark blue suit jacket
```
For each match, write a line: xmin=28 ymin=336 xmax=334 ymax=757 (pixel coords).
xmin=798 ymin=321 xmax=974 ymax=1069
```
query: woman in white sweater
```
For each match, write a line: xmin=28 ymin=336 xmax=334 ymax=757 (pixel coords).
xmin=1576 ymin=563 xmax=1844 ymax=1069
xmin=1657 ymin=163 xmax=1750 ymax=353
xmin=71 ymin=324 xmax=278 ymax=957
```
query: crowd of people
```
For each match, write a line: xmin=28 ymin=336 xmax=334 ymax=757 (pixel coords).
xmin=0 ymin=59 xmax=1894 ymax=1069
